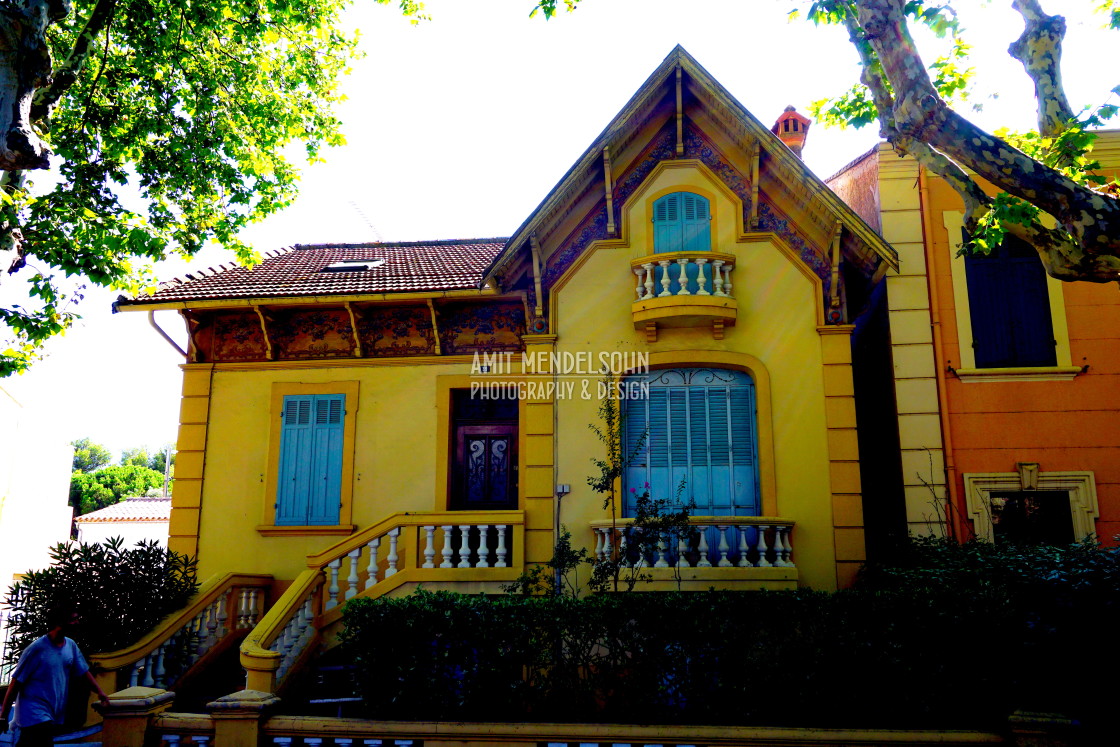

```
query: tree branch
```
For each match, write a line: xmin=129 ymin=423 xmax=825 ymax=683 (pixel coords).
xmin=30 ymin=0 xmax=117 ymax=123
xmin=853 ymin=0 xmax=1120 ymax=283
xmin=1002 ymin=217 xmax=1120 ymax=282
xmin=842 ymin=8 xmax=991 ymax=228
xmin=1008 ymin=0 xmax=1075 ymax=139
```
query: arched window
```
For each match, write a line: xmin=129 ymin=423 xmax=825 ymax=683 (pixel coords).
xmin=622 ymin=368 xmax=758 ymax=517
xmin=653 ymin=192 xmax=711 ymax=254
xmin=964 ymin=233 xmax=1056 ymax=368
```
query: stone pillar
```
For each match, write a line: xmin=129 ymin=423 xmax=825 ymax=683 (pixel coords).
xmin=208 ymin=690 xmax=281 ymax=747
xmin=820 ymin=326 xmax=865 ymax=589
xmin=170 ymin=363 xmax=214 ymax=558
xmin=98 ymin=686 xmax=175 ymax=747
xmin=241 ymin=647 xmax=281 ymax=695
xmin=520 ymin=334 xmax=559 ymax=568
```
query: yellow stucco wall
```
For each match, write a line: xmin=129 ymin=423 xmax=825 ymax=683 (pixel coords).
xmin=176 ymin=161 xmax=859 ymax=593
xmin=192 ymin=360 xmax=484 ymax=581
xmin=548 ymin=161 xmax=842 ymax=591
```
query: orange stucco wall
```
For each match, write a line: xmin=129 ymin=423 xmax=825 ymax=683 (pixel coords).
xmin=922 ymin=151 xmax=1120 ymax=542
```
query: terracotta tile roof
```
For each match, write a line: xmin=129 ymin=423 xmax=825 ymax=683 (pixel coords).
xmin=74 ymin=496 xmax=172 ymax=524
xmin=120 ymin=239 xmax=508 ymax=305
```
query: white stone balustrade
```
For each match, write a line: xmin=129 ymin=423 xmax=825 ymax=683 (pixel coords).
xmin=591 ymin=520 xmax=794 ymax=569
xmin=125 ymin=581 xmax=264 ymax=690
xmin=633 ymin=256 xmax=734 ymax=301
xmin=320 ymin=524 xmax=514 ymax=611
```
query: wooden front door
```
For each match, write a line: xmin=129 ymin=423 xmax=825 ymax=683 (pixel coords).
xmin=453 ymin=424 xmax=518 ymax=510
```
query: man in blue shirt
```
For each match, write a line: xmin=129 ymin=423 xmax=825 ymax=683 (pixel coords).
xmin=0 ymin=609 xmax=110 ymax=747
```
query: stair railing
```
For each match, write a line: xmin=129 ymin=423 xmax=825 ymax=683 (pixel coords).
xmin=240 ymin=510 xmax=525 ymax=693
xmin=90 ymin=572 xmax=272 ymax=694
xmin=240 ymin=568 xmax=324 ymax=694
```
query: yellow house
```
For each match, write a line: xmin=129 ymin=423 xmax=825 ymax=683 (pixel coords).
xmin=109 ymin=46 xmax=897 ymax=698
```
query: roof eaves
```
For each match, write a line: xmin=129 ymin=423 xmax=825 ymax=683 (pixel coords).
xmin=482 ymin=45 xmax=897 ymax=283
xmin=481 ymin=45 xmax=688 ymax=286
xmin=676 ymin=54 xmax=898 ymax=271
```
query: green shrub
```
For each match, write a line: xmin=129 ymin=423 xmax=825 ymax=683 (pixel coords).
xmin=340 ymin=538 xmax=1120 ymax=729
xmin=2 ymin=538 xmax=199 ymax=668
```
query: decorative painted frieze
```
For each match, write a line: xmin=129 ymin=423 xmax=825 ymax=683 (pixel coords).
xmin=437 ymin=302 xmax=526 ymax=355
xmin=210 ymin=311 xmax=269 ymax=362
xmin=269 ymin=309 xmax=355 ymax=359
xmin=356 ymin=305 xmax=437 ymax=357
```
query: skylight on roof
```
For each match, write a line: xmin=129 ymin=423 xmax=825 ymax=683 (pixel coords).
xmin=321 ymin=259 xmax=387 ymax=273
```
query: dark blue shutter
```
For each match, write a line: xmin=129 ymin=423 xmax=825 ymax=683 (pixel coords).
xmin=1008 ymin=252 xmax=1057 ymax=366
xmin=276 ymin=393 xmax=344 ymax=526
xmin=965 ymin=235 xmax=1056 ymax=368
xmin=966 ymin=258 xmax=1014 ymax=367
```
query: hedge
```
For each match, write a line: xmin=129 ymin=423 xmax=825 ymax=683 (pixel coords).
xmin=339 ymin=538 xmax=1120 ymax=729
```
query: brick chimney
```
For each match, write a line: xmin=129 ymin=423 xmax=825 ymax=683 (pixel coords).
xmin=771 ymin=106 xmax=811 ymax=158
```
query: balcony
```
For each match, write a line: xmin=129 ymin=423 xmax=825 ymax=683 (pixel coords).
xmin=631 ymin=252 xmax=737 ymax=342
xmin=589 ymin=516 xmax=797 ymax=591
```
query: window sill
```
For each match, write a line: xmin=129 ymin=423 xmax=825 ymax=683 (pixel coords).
xmin=952 ymin=366 xmax=1084 ymax=383
xmin=256 ymin=524 xmax=356 ymax=537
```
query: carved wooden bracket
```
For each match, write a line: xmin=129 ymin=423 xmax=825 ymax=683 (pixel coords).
xmin=749 ymin=142 xmax=761 ymax=229
xmin=675 ymin=66 xmax=685 ymax=156
xmin=427 ymin=299 xmax=442 ymax=356
xmin=255 ymin=307 xmax=274 ymax=361
xmin=603 ymin=147 xmax=616 ymax=236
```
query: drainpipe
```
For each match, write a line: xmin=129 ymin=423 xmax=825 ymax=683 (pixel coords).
xmin=148 ymin=311 xmax=188 ymax=359
xmin=917 ymin=168 xmax=963 ymax=541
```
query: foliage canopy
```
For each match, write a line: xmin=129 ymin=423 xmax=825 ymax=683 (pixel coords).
xmin=68 ymin=462 xmax=163 ymax=514
xmin=2 ymin=537 xmax=198 ymax=666
xmin=71 ymin=436 xmax=112 ymax=473
xmin=0 ymin=0 xmax=425 ymax=376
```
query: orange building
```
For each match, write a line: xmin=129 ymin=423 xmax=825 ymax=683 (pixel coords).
xmin=829 ymin=132 xmax=1120 ymax=547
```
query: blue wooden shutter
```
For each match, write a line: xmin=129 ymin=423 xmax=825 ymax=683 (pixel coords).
xmin=307 ymin=395 xmax=345 ymax=525
xmin=729 ymin=386 xmax=758 ymax=513
xmin=681 ymin=194 xmax=711 ymax=253
xmin=623 ymin=397 xmax=649 ymax=517
xmin=645 ymin=387 xmax=671 ymax=513
xmin=276 ymin=396 xmax=314 ymax=526
xmin=687 ymin=388 xmax=713 ymax=511
xmin=653 ymin=192 xmax=711 ymax=255
xmin=653 ymin=193 xmax=683 ymax=254
xmin=276 ymin=393 xmax=344 ymax=526
xmin=622 ymin=369 xmax=758 ymax=517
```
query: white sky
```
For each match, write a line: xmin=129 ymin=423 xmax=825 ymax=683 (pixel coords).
xmin=1 ymin=0 xmax=1116 ymax=460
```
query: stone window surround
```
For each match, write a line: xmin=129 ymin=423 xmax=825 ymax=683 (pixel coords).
xmin=963 ymin=467 xmax=1099 ymax=542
